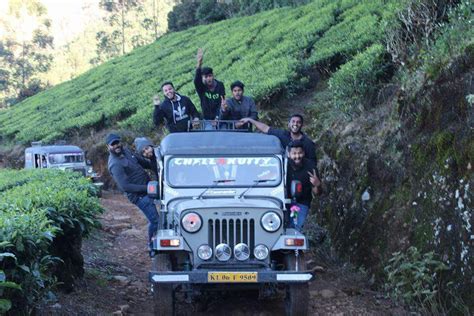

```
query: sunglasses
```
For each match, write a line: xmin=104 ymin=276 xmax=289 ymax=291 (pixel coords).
xmin=110 ymin=140 xmax=121 ymax=146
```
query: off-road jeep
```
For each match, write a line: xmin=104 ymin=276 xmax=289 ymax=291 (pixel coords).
xmin=24 ymin=141 xmax=103 ymax=190
xmin=148 ymin=128 xmax=312 ymax=315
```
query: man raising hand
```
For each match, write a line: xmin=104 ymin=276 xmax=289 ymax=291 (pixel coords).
xmin=194 ymin=48 xmax=225 ymax=121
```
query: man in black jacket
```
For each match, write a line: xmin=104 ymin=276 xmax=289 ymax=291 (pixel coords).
xmin=220 ymin=80 xmax=258 ymax=130
xmin=195 ymin=48 xmax=225 ymax=121
xmin=153 ymin=82 xmax=200 ymax=133
xmin=239 ymin=114 xmax=317 ymax=164
xmin=286 ymin=140 xmax=321 ymax=231
xmin=106 ymin=133 xmax=159 ymax=247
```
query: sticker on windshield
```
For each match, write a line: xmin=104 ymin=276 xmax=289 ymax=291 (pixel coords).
xmin=173 ymin=157 xmax=277 ymax=167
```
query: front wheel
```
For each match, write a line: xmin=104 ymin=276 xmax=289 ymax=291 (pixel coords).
xmin=151 ymin=253 xmax=175 ymax=315
xmin=284 ymin=252 xmax=309 ymax=316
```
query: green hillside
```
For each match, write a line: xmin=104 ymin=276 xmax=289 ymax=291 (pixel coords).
xmin=0 ymin=0 xmax=400 ymax=144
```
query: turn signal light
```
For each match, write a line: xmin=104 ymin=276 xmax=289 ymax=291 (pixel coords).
xmin=160 ymin=239 xmax=180 ymax=247
xmin=285 ymin=238 xmax=305 ymax=246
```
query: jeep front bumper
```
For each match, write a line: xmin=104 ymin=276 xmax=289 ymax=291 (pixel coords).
xmin=149 ymin=270 xmax=313 ymax=284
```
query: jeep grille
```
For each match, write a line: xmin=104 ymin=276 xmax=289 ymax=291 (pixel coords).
xmin=208 ymin=219 xmax=255 ymax=258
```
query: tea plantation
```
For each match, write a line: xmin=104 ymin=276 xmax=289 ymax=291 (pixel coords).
xmin=0 ymin=0 xmax=401 ymax=144
xmin=0 ymin=169 xmax=103 ymax=313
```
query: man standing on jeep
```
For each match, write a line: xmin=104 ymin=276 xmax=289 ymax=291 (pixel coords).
xmin=220 ymin=80 xmax=258 ymax=130
xmin=287 ymin=140 xmax=321 ymax=231
xmin=106 ymin=133 xmax=159 ymax=250
xmin=195 ymin=48 xmax=225 ymax=121
xmin=153 ymin=82 xmax=201 ymax=133
xmin=239 ymin=114 xmax=317 ymax=163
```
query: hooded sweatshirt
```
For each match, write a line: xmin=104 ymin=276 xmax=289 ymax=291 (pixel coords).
xmin=134 ymin=137 xmax=159 ymax=179
xmin=153 ymin=93 xmax=200 ymax=133
xmin=194 ymin=68 xmax=225 ymax=120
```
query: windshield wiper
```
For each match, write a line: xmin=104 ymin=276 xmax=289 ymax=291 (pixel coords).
xmin=238 ymin=179 xmax=276 ymax=199
xmin=195 ymin=179 xmax=236 ymax=200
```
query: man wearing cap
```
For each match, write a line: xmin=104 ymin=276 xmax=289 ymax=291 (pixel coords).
xmin=220 ymin=80 xmax=258 ymax=130
xmin=239 ymin=114 xmax=317 ymax=164
xmin=195 ymin=48 xmax=225 ymax=121
xmin=153 ymin=81 xmax=201 ymax=133
xmin=106 ymin=133 xmax=159 ymax=250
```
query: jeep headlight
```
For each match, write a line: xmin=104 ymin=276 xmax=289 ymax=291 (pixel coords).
xmin=181 ymin=212 xmax=202 ymax=233
xmin=198 ymin=244 xmax=213 ymax=260
xmin=261 ymin=211 xmax=281 ymax=232
xmin=254 ymin=244 xmax=269 ymax=260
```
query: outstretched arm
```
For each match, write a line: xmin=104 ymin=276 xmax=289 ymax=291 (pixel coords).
xmin=194 ymin=48 xmax=205 ymax=94
xmin=152 ymin=95 xmax=164 ymax=127
xmin=239 ymin=117 xmax=270 ymax=133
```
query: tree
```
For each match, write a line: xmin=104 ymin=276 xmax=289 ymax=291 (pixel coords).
xmin=0 ymin=0 xmax=54 ymax=107
xmin=167 ymin=0 xmax=200 ymax=32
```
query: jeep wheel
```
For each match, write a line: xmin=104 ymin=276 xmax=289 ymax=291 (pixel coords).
xmin=284 ymin=252 xmax=309 ymax=316
xmin=152 ymin=253 xmax=175 ymax=315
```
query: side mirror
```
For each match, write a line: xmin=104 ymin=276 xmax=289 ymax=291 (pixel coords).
xmin=147 ymin=181 xmax=159 ymax=199
xmin=86 ymin=160 xmax=92 ymax=165
xmin=290 ymin=180 xmax=303 ymax=200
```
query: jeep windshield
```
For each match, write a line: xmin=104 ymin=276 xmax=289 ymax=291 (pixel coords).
xmin=167 ymin=156 xmax=281 ymax=187
xmin=48 ymin=153 xmax=84 ymax=164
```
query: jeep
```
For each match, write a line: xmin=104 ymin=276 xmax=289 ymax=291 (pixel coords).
xmin=148 ymin=127 xmax=312 ymax=315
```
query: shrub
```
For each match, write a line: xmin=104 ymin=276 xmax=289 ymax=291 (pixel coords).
xmin=384 ymin=246 xmax=449 ymax=313
xmin=0 ymin=169 xmax=103 ymax=312
xmin=328 ymin=44 xmax=388 ymax=115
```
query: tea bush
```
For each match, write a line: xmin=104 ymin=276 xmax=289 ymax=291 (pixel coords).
xmin=0 ymin=0 xmax=402 ymax=143
xmin=0 ymin=169 xmax=103 ymax=312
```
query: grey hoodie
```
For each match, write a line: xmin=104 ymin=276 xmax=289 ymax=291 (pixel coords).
xmin=134 ymin=137 xmax=159 ymax=179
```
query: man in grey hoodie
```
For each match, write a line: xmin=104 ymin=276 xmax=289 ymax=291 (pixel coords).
xmin=220 ymin=80 xmax=258 ymax=130
xmin=134 ymin=137 xmax=159 ymax=179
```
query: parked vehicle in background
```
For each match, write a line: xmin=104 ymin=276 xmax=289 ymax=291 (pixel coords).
xmin=24 ymin=141 xmax=103 ymax=192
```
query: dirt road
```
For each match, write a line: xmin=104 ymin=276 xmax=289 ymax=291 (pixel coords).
xmin=42 ymin=191 xmax=406 ymax=315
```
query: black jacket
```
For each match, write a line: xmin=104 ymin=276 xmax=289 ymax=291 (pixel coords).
xmin=194 ymin=68 xmax=225 ymax=120
xmin=286 ymin=158 xmax=317 ymax=207
xmin=153 ymin=94 xmax=200 ymax=133
xmin=108 ymin=147 xmax=152 ymax=204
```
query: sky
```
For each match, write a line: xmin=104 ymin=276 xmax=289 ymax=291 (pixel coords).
xmin=0 ymin=0 xmax=101 ymax=46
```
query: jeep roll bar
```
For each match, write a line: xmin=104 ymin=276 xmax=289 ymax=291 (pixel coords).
xmin=187 ymin=120 xmax=251 ymax=132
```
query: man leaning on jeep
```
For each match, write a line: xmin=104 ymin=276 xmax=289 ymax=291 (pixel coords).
xmin=106 ymin=133 xmax=159 ymax=253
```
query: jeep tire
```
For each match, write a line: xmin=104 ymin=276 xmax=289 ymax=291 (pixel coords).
xmin=284 ymin=252 xmax=309 ymax=316
xmin=152 ymin=253 xmax=175 ymax=315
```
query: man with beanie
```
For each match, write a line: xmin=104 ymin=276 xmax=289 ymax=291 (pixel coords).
xmin=106 ymin=133 xmax=159 ymax=251
xmin=220 ymin=80 xmax=258 ymax=130
xmin=134 ymin=137 xmax=159 ymax=179
xmin=195 ymin=48 xmax=225 ymax=121
xmin=153 ymin=81 xmax=201 ymax=133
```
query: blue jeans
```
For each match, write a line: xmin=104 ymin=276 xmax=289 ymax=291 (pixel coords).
xmin=135 ymin=195 xmax=159 ymax=242
xmin=290 ymin=203 xmax=309 ymax=232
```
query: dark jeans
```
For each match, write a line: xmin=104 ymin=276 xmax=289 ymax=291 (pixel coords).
xmin=135 ymin=195 xmax=159 ymax=242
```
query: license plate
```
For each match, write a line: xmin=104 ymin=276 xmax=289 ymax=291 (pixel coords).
xmin=208 ymin=272 xmax=257 ymax=283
